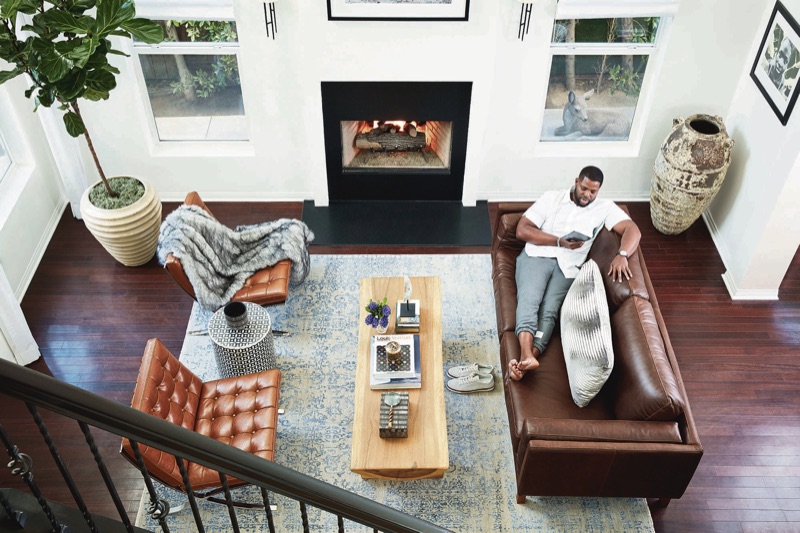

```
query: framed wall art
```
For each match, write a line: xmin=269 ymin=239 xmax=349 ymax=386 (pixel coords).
xmin=751 ymin=1 xmax=800 ymax=125
xmin=327 ymin=0 xmax=470 ymax=22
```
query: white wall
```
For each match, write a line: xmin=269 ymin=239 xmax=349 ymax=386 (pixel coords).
xmin=69 ymin=0 xmax=762 ymax=205
xmin=0 ymin=76 xmax=66 ymax=298
xmin=708 ymin=0 xmax=800 ymax=299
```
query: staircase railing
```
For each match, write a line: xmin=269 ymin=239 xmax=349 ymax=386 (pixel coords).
xmin=0 ymin=358 xmax=450 ymax=533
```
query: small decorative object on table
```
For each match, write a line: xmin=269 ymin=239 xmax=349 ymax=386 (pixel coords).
xmin=364 ymin=296 xmax=392 ymax=334
xmin=223 ymin=301 xmax=249 ymax=329
xmin=379 ymin=391 xmax=409 ymax=438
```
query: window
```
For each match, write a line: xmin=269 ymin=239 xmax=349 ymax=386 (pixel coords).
xmin=132 ymin=18 xmax=248 ymax=142
xmin=540 ymin=1 xmax=676 ymax=150
xmin=0 ymin=131 xmax=11 ymax=184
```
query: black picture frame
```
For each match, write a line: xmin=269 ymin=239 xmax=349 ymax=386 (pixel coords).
xmin=750 ymin=1 xmax=800 ymax=125
xmin=327 ymin=0 xmax=469 ymax=22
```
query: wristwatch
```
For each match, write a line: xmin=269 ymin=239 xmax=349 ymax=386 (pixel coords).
xmin=617 ymin=249 xmax=629 ymax=258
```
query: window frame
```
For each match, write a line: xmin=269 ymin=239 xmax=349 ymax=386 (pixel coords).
xmin=128 ymin=3 xmax=253 ymax=153
xmin=0 ymin=86 xmax=35 ymax=229
xmin=535 ymin=2 xmax=677 ymax=157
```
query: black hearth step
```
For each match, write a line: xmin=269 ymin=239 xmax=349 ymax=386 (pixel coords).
xmin=302 ymin=200 xmax=492 ymax=246
xmin=0 ymin=488 xmax=150 ymax=533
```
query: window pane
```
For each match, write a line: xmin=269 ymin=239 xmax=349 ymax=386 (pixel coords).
xmin=138 ymin=54 xmax=248 ymax=141
xmin=552 ymin=18 xmax=659 ymax=44
xmin=0 ymin=134 xmax=12 ymax=182
xmin=135 ymin=20 xmax=238 ymax=44
xmin=541 ymin=54 xmax=648 ymax=142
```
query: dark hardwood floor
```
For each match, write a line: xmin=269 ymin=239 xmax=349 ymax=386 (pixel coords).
xmin=2 ymin=200 xmax=799 ymax=532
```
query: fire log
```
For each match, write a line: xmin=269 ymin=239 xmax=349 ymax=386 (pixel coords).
xmin=355 ymin=129 xmax=426 ymax=151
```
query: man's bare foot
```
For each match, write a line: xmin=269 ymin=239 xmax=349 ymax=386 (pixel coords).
xmin=508 ymin=355 xmax=540 ymax=381
xmin=508 ymin=332 xmax=541 ymax=381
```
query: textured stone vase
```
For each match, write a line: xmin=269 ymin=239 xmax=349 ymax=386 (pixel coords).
xmin=650 ymin=114 xmax=734 ymax=235
xmin=80 ymin=177 xmax=162 ymax=266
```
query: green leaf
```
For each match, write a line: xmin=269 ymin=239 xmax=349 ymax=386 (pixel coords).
xmin=17 ymin=0 xmax=39 ymax=15
xmin=54 ymin=69 xmax=87 ymax=101
xmin=121 ymin=18 xmax=163 ymax=44
xmin=67 ymin=0 xmax=97 ymax=13
xmin=94 ymin=0 xmax=135 ymax=38
xmin=67 ymin=37 xmax=97 ymax=67
xmin=85 ymin=67 xmax=115 ymax=95
xmin=37 ymin=87 xmax=55 ymax=107
xmin=41 ymin=9 xmax=91 ymax=33
xmin=38 ymin=42 xmax=75 ymax=82
xmin=0 ymin=68 xmax=22 ymax=84
xmin=82 ymin=87 xmax=106 ymax=101
xmin=63 ymin=110 xmax=85 ymax=137
xmin=0 ymin=0 xmax=23 ymax=20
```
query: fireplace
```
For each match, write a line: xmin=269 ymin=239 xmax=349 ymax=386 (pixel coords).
xmin=322 ymin=82 xmax=472 ymax=201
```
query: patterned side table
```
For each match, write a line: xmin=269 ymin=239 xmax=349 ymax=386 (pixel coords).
xmin=208 ymin=302 xmax=275 ymax=377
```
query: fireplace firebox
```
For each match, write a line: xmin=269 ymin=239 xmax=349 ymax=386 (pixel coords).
xmin=322 ymin=82 xmax=472 ymax=201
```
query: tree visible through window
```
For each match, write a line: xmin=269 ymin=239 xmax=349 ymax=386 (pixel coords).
xmin=542 ymin=17 xmax=660 ymax=143
xmin=133 ymin=20 xmax=247 ymax=142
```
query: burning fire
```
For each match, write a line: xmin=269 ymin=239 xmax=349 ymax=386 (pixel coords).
xmin=371 ymin=120 xmax=419 ymax=131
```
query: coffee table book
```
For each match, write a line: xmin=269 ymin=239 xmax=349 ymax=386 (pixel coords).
xmin=370 ymin=334 xmax=421 ymax=390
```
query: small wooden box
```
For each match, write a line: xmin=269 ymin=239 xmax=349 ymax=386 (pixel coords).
xmin=379 ymin=392 xmax=409 ymax=438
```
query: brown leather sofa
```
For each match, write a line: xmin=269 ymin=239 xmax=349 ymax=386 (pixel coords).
xmin=491 ymin=203 xmax=703 ymax=506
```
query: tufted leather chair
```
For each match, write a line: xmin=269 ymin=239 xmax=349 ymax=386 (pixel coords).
xmin=120 ymin=338 xmax=281 ymax=492
xmin=164 ymin=191 xmax=292 ymax=307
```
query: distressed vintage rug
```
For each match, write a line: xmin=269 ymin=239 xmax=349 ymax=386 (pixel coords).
xmin=136 ymin=254 xmax=654 ymax=532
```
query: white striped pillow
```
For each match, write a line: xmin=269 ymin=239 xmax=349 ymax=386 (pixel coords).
xmin=560 ymin=259 xmax=614 ymax=408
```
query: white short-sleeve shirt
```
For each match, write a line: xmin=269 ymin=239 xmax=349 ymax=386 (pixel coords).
xmin=523 ymin=189 xmax=630 ymax=278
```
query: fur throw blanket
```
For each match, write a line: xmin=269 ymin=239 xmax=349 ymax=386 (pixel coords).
xmin=157 ymin=205 xmax=315 ymax=310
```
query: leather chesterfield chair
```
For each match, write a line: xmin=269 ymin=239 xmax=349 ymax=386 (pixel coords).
xmin=121 ymin=338 xmax=281 ymax=497
xmin=164 ymin=191 xmax=291 ymax=307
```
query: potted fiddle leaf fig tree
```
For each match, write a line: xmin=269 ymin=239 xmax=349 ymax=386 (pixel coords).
xmin=0 ymin=0 xmax=165 ymax=266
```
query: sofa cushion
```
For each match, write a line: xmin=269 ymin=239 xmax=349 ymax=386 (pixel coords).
xmin=588 ymin=227 xmax=650 ymax=312
xmin=492 ymin=212 xmax=525 ymax=337
xmin=522 ymin=417 xmax=683 ymax=444
xmin=610 ymin=297 xmax=686 ymax=421
xmin=561 ymin=259 xmax=614 ymax=408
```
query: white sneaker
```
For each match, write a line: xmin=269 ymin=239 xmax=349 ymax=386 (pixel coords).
xmin=447 ymin=362 xmax=494 ymax=379
xmin=446 ymin=373 xmax=495 ymax=394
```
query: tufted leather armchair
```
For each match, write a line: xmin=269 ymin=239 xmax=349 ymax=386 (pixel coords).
xmin=164 ymin=191 xmax=292 ymax=307
xmin=120 ymin=338 xmax=281 ymax=492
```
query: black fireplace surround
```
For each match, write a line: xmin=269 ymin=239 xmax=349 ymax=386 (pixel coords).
xmin=321 ymin=81 xmax=472 ymax=202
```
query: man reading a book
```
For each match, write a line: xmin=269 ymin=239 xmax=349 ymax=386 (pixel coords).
xmin=508 ymin=166 xmax=642 ymax=381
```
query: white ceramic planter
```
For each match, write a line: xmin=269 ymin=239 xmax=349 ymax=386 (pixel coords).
xmin=80 ymin=177 xmax=162 ymax=267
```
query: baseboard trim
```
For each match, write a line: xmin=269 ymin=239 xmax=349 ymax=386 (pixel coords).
xmin=16 ymin=198 xmax=67 ymax=301
xmin=702 ymin=211 xmax=780 ymax=301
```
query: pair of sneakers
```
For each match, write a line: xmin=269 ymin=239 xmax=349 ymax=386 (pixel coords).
xmin=445 ymin=363 xmax=495 ymax=394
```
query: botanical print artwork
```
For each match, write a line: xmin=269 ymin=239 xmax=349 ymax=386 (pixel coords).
xmin=760 ymin=21 xmax=800 ymax=101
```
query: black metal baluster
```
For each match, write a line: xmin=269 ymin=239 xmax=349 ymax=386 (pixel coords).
xmin=0 ymin=486 xmax=27 ymax=528
xmin=300 ymin=500 xmax=309 ymax=533
xmin=27 ymin=403 xmax=99 ymax=533
xmin=176 ymin=456 xmax=205 ymax=533
xmin=260 ymin=487 xmax=276 ymax=533
xmin=77 ymin=421 xmax=133 ymax=532
xmin=218 ymin=473 xmax=240 ymax=533
xmin=0 ymin=424 xmax=68 ymax=532
xmin=128 ymin=440 xmax=171 ymax=533
xmin=337 ymin=514 xmax=344 ymax=532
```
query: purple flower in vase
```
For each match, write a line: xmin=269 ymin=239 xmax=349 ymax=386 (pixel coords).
xmin=379 ymin=316 xmax=389 ymax=328
xmin=382 ymin=305 xmax=391 ymax=317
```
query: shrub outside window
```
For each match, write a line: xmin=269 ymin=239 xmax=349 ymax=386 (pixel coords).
xmin=132 ymin=20 xmax=248 ymax=142
xmin=541 ymin=16 xmax=664 ymax=145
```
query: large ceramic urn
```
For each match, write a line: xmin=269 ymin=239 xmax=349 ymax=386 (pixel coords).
xmin=650 ymin=114 xmax=734 ymax=235
xmin=80 ymin=177 xmax=162 ymax=266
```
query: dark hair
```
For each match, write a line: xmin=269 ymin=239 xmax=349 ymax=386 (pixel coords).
xmin=579 ymin=166 xmax=604 ymax=185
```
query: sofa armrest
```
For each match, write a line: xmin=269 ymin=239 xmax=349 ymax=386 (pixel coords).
xmin=522 ymin=417 xmax=683 ymax=445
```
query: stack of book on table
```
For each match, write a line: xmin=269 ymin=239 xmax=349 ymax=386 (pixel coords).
xmin=369 ymin=333 xmax=421 ymax=390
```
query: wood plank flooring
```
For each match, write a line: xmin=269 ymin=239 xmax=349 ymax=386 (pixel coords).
xmin=2 ymin=200 xmax=799 ymax=532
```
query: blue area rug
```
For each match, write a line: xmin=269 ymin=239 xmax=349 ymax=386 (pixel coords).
xmin=136 ymin=254 xmax=654 ymax=532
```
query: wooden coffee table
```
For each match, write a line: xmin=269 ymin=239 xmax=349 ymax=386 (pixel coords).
xmin=350 ymin=276 xmax=448 ymax=480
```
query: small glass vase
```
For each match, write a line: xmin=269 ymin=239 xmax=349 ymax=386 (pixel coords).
xmin=376 ymin=323 xmax=388 ymax=334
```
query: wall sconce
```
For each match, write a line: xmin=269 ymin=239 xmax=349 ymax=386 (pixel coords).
xmin=516 ymin=0 xmax=533 ymax=41
xmin=263 ymin=1 xmax=277 ymax=40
